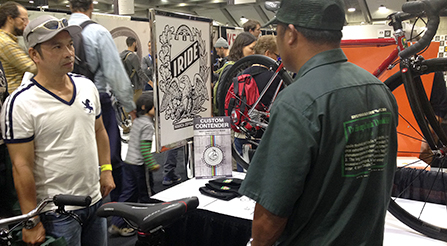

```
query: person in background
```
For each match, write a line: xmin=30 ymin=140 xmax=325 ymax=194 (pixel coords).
xmin=109 ymin=92 xmax=160 ymax=237
xmin=0 ymin=59 xmax=20 ymax=219
xmin=243 ymin=19 xmax=261 ymax=38
xmin=1 ymin=15 xmax=115 ymax=245
xmin=121 ymin=37 xmax=153 ymax=103
xmin=69 ymin=0 xmax=136 ymax=203
xmin=0 ymin=1 xmax=37 ymax=94
xmin=162 ymin=147 xmax=182 ymax=186
xmin=141 ymin=41 xmax=154 ymax=91
xmin=214 ymin=37 xmax=230 ymax=71
xmin=418 ymin=71 xmax=447 ymax=164
xmin=239 ymin=0 xmax=398 ymax=245
xmin=233 ymin=35 xmax=284 ymax=172
xmin=213 ymin=32 xmax=257 ymax=116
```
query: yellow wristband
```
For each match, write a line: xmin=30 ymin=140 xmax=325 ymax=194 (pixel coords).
xmin=100 ymin=164 xmax=113 ymax=172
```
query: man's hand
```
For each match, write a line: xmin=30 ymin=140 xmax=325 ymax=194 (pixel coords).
xmin=148 ymin=80 xmax=154 ymax=87
xmin=100 ymin=170 xmax=115 ymax=197
xmin=22 ymin=222 xmax=45 ymax=245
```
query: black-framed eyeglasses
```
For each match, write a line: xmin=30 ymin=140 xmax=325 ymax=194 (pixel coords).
xmin=274 ymin=52 xmax=281 ymax=60
xmin=30 ymin=18 xmax=68 ymax=33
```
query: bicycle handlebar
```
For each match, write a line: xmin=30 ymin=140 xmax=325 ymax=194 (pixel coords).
xmin=0 ymin=195 xmax=91 ymax=228
xmin=53 ymin=194 xmax=91 ymax=207
xmin=399 ymin=0 xmax=447 ymax=59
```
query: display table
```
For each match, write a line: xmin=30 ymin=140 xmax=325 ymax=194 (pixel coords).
xmin=152 ymin=172 xmax=447 ymax=246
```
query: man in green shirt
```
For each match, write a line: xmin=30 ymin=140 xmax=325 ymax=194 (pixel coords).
xmin=239 ymin=0 xmax=398 ymax=245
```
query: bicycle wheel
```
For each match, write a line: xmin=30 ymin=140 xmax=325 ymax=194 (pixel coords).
xmin=384 ymin=57 xmax=447 ymax=242
xmin=216 ymin=55 xmax=293 ymax=169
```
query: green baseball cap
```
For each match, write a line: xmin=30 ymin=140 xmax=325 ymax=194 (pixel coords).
xmin=264 ymin=0 xmax=346 ymax=31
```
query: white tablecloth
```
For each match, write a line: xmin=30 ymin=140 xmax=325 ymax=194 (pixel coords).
xmin=152 ymin=172 xmax=447 ymax=245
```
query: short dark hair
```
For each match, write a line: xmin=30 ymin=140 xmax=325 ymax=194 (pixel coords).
xmin=0 ymin=1 xmax=22 ymax=28
xmin=33 ymin=43 xmax=43 ymax=59
xmin=278 ymin=22 xmax=342 ymax=46
xmin=126 ymin=37 xmax=136 ymax=47
xmin=136 ymin=91 xmax=154 ymax=117
xmin=69 ymin=0 xmax=92 ymax=12
xmin=242 ymin=19 xmax=261 ymax=33
xmin=227 ymin=32 xmax=257 ymax=62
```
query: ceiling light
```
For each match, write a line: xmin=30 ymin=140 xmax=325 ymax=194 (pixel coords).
xmin=348 ymin=8 xmax=355 ymax=12
xmin=240 ymin=16 xmax=248 ymax=24
xmin=378 ymin=5 xmax=387 ymax=12
xmin=93 ymin=1 xmax=98 ymax=4
xmin=179 ymin=3 xmax=187 ymax=6
xmin=29 ymin=0 xmax=34 ymax=3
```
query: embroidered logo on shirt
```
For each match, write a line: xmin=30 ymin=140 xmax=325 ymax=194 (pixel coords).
xmin=82 ymin=99 xmax=93 ymax=113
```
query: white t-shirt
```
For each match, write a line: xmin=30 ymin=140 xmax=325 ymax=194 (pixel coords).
xmin=1 ymin=72 xmax=102 ymax=210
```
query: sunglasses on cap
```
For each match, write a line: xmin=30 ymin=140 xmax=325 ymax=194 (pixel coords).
xmin=30 ymin=18 xmax=69 ymax=33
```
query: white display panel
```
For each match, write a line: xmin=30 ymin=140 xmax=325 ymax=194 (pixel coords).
xmin=152 ymin=10 xmax=213 ymax=150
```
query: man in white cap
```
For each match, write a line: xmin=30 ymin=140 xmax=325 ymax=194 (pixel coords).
xmin=0 ymin=15 xmax=114 ymax=246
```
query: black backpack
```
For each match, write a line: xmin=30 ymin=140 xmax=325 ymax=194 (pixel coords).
xmin=72 ymin=20 xmax=98 ymax=81
xmin=121 ymin=51 xmax=136 ymax=80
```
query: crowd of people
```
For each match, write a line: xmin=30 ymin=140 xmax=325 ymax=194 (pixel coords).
xmin=0 ymin=0 xmax=412 ymax=245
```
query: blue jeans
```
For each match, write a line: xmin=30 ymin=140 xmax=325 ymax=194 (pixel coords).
xmin=40 ymin=200 xmax=107 ymax=246
xmin=111 ymin=163 xmax=150 ymax=228
xmin=234 ymin=137 xmax=249 ymax=172
xmin=100 ymin=93 xmax=124 ymax=202
xmin=163 ymin=148 xmax=181 ymax=179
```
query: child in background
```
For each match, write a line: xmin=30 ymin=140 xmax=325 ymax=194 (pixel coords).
xmin=109 ymin=91 xmax=160 ymax=237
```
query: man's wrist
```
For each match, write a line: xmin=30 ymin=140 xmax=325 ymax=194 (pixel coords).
xmin=100 ymin=164 xmax=112 ymax=172
xmin=24 ymin=216 xmax=41 ymax=230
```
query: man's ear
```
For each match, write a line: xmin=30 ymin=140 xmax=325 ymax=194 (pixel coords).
xmin=287 ymin=24 xmax=299 ymax=47
xmin=28 ymin=48 xmax=39 ymax=63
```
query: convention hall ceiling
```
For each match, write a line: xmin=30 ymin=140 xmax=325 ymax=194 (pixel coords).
xmin=2 ymin=0 xmax=410 ymax=27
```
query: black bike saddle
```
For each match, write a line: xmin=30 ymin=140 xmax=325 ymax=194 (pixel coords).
xmin=96 ymin=197 xmax=199 ymax=232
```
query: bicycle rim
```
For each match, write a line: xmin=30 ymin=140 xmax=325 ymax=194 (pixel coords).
xmin=384 ymin=65 xmax=447 ymax=242
xmin=216 ymin=55 xmax=293 ymax=169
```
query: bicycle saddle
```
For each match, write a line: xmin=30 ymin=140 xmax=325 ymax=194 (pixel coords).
xmin=96 ymin=197 xmax=199 ymax=232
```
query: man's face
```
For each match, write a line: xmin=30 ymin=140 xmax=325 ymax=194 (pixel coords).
xmin=148 ymin=42 xmax=151 ymax=53
xmin=216 ymin=47 xmax=224 ymax=57
xmin=251 ymin=24 xmax=261 ymax=38
xmin=32 ymin=31 xmax=75 ymax=75
xmin=12 ymin=6 xmax=29 ymax=36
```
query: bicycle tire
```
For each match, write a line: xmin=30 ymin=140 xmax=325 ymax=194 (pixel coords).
xmin=383 ymin=58 xmax=447 ymax=242
xmin=216 ymin=55 xmax=293 ymax=169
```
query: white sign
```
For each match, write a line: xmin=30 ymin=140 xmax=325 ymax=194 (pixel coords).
xmin=194 ymin=117 xmax=232 ymax=179
xmin=153 ymin=11 xmax=213 ymax=149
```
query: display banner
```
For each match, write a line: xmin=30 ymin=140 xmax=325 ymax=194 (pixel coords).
xmin=193 ymin=117 xmax=232 ymax=179
xmin=226 ymin=28 xmax=243 ymax=49
xmin=151 ymin=10 xmax=213 ymax=150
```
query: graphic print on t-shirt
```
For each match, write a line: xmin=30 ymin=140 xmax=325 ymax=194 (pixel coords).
xmin=342 ymin=108 xmax=392 ymax=178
